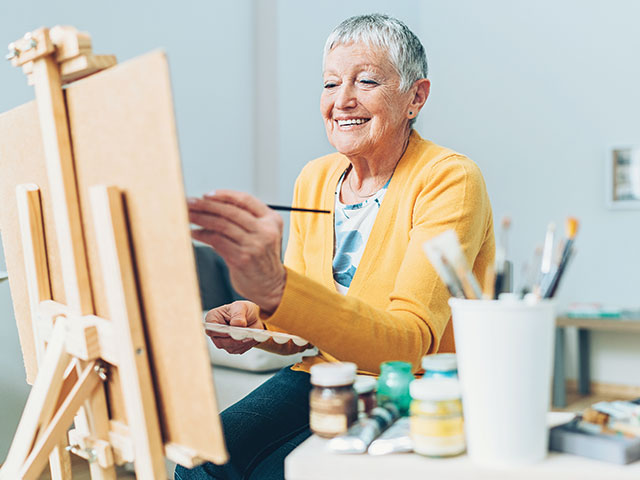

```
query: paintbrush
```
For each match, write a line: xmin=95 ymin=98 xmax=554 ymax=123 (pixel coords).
xmin=534 ymin=222 xmax=556 ymax=297
xmin=424 ymin=230 xmax=482 ymax=299
xmin=484 ymin=263 xmax=496 ymax=300
xmin=423 ymin=242 xmax=466 ymax=298
xmin=493 ymin=216 xmax=511 ymax=298
xmin=543 ymin=218 xmax=579 ymax=298
xmin=268 ymin=205 xmax=331 ymax=214
xmin=519 ymin=245 xmax=542 ymax=296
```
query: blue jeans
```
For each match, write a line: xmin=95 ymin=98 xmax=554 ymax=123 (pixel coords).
xmin=175 ymin=367 xmax=312 ymax=480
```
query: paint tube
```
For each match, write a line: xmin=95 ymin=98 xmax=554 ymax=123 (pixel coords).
xmin=368 ymin=417 xmax=412 ymax=455
xmin=328 ymin=403 xmax=400 ymax=454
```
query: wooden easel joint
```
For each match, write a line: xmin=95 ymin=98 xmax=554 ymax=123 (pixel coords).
xmin=7 ymin=26 xmax=117 ymax=85
xmin=66 ymin=430 xmax=114 ymax=469
xmin=6 ymin=28 xmax=54 ymax=66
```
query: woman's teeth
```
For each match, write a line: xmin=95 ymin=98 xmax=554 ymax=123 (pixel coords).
xmin=337 ymin=118 xmax=370 ymax=127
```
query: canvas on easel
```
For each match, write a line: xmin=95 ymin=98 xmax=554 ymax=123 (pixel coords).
xmin=0 ymin=26 xmax=227 ymax=479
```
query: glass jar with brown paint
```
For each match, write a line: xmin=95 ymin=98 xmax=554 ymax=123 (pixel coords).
xmin=354 ymin=375 xmax=377 ymax=418
xmin=309 ymin=362 xmax=358 ymax=438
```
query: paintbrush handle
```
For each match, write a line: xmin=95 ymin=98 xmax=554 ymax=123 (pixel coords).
xmin=268 ymin=205 xmax=331 ymax=214
xmin=544 ymin=246 xmax=575 ymax=298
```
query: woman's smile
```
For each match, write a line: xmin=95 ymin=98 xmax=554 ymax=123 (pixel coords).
xmin=335 ymin=117 xmax=371 ymax=129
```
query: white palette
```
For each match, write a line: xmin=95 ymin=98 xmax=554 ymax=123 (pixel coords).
xmin=203 ymin=322 xmax=309 ymax=347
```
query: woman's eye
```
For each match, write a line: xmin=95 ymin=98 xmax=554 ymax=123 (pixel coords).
xmin=323 ymin=83 xmax=337 ymax=89
xmin=360 ymin=79 xmax=378 ymax=85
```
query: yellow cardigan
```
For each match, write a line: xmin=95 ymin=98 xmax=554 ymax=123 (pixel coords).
xmin=259 ymin=130 xmax=495 ymax=374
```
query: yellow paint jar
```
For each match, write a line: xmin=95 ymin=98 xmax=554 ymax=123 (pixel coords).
xmin=409 ymin=378 xmax=465 ymax=457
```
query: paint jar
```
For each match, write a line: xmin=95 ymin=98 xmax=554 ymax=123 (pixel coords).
xmin=377 ymin=361 xmax=414 ymax=416
xmin=309 ymin=362 xmax=358 ymax=438
xmin=409 ymin=377 xmax=465 ymax=457
xmin=422 ymin=353 xmax=458 ymax=379
xmin=354 ymin=375 xmax=377 ymax=417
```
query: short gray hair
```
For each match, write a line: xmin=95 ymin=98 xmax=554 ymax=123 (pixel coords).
xmin=323 ymin=13 xmax=428 ymax=93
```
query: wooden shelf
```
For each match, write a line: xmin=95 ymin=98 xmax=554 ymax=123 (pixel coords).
xmin=556 ymin=316 xmax=640 ymax=333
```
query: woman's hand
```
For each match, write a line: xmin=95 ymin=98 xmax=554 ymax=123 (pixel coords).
xmin=205 ymin=301 xmax=263 ymax=354
xmin=188 ymin=190 xmax=286 ymax=314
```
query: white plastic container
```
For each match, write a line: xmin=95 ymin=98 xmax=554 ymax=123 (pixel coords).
xmin=449 ymin=298 xmax=555 ymax=467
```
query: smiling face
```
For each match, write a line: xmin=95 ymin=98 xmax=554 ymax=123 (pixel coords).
xmin=321 ymin=43 xmax=414 ymax=160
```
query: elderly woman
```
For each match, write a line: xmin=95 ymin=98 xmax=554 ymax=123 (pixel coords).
xmin=177 ymin=13 xmax=494 ymax=480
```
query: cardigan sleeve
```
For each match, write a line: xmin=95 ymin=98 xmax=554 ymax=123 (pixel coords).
xmin=255 ymin=175 xmax=315 ymax=355
xmin=257 ymin=155 xmax=493 ymax=373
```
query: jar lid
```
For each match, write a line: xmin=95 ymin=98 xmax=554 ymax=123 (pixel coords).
xmin=421 ymin=353 xmax=457 ymax=372
xmin=380 ymin=361 xmax=412 ymax=373
xmin=310 ymin=362 xmax=357 ymax=387
xmin=410 ymin=378 xmax=461 ymax=401
xmin=354 ymin=375 xmax=377 ymax=394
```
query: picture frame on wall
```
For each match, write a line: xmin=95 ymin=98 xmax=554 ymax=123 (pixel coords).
xmin=606 ymin=146 xmax=640 ymax=209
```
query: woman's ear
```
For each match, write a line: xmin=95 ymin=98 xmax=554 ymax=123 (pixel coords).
xmin=408 ymin=78 xmax=430 ymax=118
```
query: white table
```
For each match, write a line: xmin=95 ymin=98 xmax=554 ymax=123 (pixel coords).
xmin=286 ymin=435 xmax=640 ymax=480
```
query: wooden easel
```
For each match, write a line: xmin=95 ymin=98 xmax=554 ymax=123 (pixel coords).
xmin=0 ymin=26 xmax=222 ymax=479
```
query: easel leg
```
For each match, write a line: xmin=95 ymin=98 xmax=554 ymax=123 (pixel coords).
xmin=91 ymin=186 xmax=166 ymax=479
xmin=21 ymin=361 xmax=103 ymax=480
xmin=73 ymin=361 xmax=117 ymax=480
xmin=0 ymin=320 xmax=71 ymax=480
xmin=48 ymin=442 xmax=72 ymax=480
xmin=17 ymin=185 xmax=73 ymax=480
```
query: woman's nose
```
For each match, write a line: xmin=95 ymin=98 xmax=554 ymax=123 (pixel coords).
xmin=335 ymin=83 xmax=357 ymax=109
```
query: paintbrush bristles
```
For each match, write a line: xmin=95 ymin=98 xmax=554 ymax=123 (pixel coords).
xmin=423 ymin=230 xmax=483 ymax=300
xmin=500 ymin=215 xmax=511 ymax=250
xmin=484 ymin=263 xmax=496 ymax=300
xmin=566 ymin=217 xmax=579 ymax=239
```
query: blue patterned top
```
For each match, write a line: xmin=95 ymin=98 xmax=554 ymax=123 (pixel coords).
xmin=333 ymin=171 xmax=390 ymax=294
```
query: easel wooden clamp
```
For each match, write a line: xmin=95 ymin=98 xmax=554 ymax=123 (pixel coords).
xmin=1 ymin=26 xmax=171 ymax=479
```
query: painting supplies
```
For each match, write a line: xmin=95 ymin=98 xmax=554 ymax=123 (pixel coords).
xmin=438 ymin=255 xmax=466 ymax=299
xmin=267 ymin=204 xmax=331 ymax=214
xmin=368 ymin=417 xmax=412 ymax=455
xmin=493 ymin=216 xmax=512 ymax=298
xmin=519 ymin=245 xmax=542 ymax=296
xmin=557 ymin=217 xmax=579 ymax=265
xmin=449 ymin=297 xmax=556 ymax=466
xmin=423 ymin=230 xmax=482 ymax=299
xmin=409 ymin=377 xmax=465 ymax=457
xmin=591 ymin=400 xmax=640 ymax=423
xmin=544 ymin=246 xmax=576 ymax=298
xmin=354 ymin=375 xmax=377 ymax=418
xmin=534 ymin=222 xmax=556 ymax=296
xmin=377 ymin=361 xmax=414 ymax=416
xmin=543 ymin=217 xmax=579 ymax=298
xmin=422 ymin=353 xmax=458 ymax=379
xmin=423 ymin=237 xmax=466 ymax=299
xmin=328 ymin=403 xmax=400 ymax=454
xmin=549 ymin=417 xmax=640 ymax=464
xmin=483 ymin=263 xmax=495 ymax=299
xmin=583 ymin=402 xmax=640 ymax=438
xmin=203 ymin=322 xmax=309 ymax=346
xmin=309 ymin=363 xmax=358 ymax=438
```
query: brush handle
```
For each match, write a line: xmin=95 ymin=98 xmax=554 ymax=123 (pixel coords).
xmin=544 ymin=246 xmax=575 ymax=298
xmin=267 ymin=205 xmax=331 ymax=214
